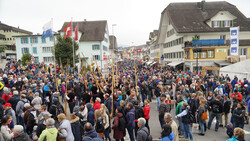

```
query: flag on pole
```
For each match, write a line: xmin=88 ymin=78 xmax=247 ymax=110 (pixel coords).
xmin=42 ymin=20 xmax=53 ymax=39
xmin=74 ymin=24 xmax=78 ymax=40
xmin=63 ymin=22 xmax=72 ymax=39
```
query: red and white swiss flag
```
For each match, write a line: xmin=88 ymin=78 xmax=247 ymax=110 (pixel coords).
xmin=63 ymin=22 xmax=72 ymax=39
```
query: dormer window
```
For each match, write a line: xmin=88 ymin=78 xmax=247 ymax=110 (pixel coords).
xmin=212 ymin=20 xmax=233 ymax=28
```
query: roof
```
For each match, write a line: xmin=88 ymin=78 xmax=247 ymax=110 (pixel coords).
xmin=60 ymin=20 xmax=107 ymax=41
xmin=0 ymin=22 xmax=32 ymax=34
xmin=109 ymin=35 xmax=117 ymax=49
xmin=163 ymin=1 xmax=250 ymax=33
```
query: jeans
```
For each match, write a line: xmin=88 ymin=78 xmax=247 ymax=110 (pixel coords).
xmin=127 ymin=126 xmax=135 ymax=141
xmin=208 ymin=112 xmax=221 ymax=131
xmin=157 ymin=96 xmax=161 ymax=111
xmin=134 ymin=122 xmax=139 ymax=138
xmin=178 ymin=117 xmax=184 ymax=135
xmin=159 ymin=116 xmax=165 ymax=128
xmin=199 ymin=120 xmax=206 ymax=134
xmin=141 ymin=94 xmax=146 ymax=104
xmin=104 ymin=128 xmax=111 ymax=141
xmin=183 ymin=123 xmax=193 ymax=140
xmin=61 ymin=92 xmax=65 ymax=102
xmin=234 ymin=123 xmax=244 ymax=129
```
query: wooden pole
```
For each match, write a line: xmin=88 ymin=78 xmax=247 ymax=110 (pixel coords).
xmin=64 ymin=58 xmax=69 ymax=115
xmin=79 ymin=54 xmax=88 ymax=88
xmin=54 ymin=60 xmax=60 ymax=102
xmin=134 ymin=59 xmax=138 ymax=97
xmin=59 ymin=57 xmax=63 ymax=74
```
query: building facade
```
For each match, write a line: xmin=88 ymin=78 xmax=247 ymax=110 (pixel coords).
xmin=157 ymin=1 xmax=250 ymax=71
xmin=15 ymin=35 xmax=56 ymax=64
xmin=60 ymin=20 xmax=110 ymax=69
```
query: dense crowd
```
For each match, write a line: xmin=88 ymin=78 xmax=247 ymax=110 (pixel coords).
xmin=0 ymin=59 xmax=249 ymax=141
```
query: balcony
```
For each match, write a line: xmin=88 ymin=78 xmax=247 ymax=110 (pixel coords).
xmin=184 ymin=39 xmax=226 ymax=47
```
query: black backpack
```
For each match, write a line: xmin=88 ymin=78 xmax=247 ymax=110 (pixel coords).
xmin=118 ymin=116 xmax=126 ymax=131
xmin=135 ymin=106 xmax=144 ymax=120
xmin=142 ymin=129 xmax=152 ymax=141
xmin=95 ymin=116 xmax=104 ymax=133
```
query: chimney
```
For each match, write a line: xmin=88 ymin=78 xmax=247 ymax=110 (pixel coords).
xmin=201 ymin=0 xmax=205 ymax=12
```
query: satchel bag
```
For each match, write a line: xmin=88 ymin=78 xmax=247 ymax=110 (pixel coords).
xmin=57 ymin=128 xmax=66 ymax=141
xmin=201 ymin=106 xmax=208 ymax=120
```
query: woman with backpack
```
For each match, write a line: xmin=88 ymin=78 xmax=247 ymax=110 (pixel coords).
xmin=197 ymin=99 xmax=208 ymax=136
xmin=112 ymin=107 xmax=126 ymax=141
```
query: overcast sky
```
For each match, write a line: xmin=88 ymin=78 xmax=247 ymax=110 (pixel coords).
xmin=0 ymin=0 xmax=250 ymax=47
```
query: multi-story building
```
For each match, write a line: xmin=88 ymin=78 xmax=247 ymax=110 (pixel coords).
xmin=0 ymin=21 xmax=32 ymax=59
xmin=109 ymin=35 xmax=118 ymax=57
xmin=149 ymin=30 xmax=159 ymax=61
xmin=15 ymin=34 xmax=57 ymax=64
xmin=157 ymin=1 xmax=250 ymax=72
xmin=60 ymin=20 xmax=110 ymax=69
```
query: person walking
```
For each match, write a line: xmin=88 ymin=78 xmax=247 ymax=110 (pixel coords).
xmin=208 ymin=95 xmax=223 ymax=132
xmin=143 ymin=99 xmax=150 ymax=132
xmin=38 ymin=118 xmax=58 ymax=141
xmin=159 ymin=94 xmax=171 ymax=128
xmin=197 ymin=99 xmax=208 ymax=136
xmin=232 ymin=102 xmax=245 ymax=129
xmin=220 ymin=93 xmax=231 ymax=127
xmin=67 ymin=88 xmax=76 ymax=114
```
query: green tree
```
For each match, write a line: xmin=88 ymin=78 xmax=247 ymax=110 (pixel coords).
xmin=0 ymin=45 xmax=7 ymax=53
xmin=53 ymin=36 xmax=79 ymax=66
xmin=21 ymin=53 xmax=32 ymax=65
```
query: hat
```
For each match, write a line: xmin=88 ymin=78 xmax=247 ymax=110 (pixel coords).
xmin=3 ymin=103 xmax=11 ymax=108
xmin=73 ymin=106 xmax=80 ymax=114
xmin=43 ymin=112 xmax=52 ymax=117
xmin=224 ymin=93 xmax=229 ymax=97
xmin=161 ymin=94 xmax=166 ymax=98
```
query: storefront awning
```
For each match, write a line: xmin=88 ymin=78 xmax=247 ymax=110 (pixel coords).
xmin=214 ymin=61 xmax=231 ymax=67
xmin=167 ymin=61 xmax=184 ymax=67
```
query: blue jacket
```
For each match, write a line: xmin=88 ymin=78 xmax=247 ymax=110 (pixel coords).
xmin=43 ymin=85 xmax=49 ymax=92
xmin=161 ymin=132 xmax=175 ymax=141
xmin=231 ymin=79 xmax=237 ymax=88
xmin=82 ymin=129 xmax=102 ymax=141
xmin=226 ymin=136 xmax=246 ymax=141
xmin=126 ymin=108 xmax=135 ymax=128
xmin=87 ymin=107 xmax=95 ymax=126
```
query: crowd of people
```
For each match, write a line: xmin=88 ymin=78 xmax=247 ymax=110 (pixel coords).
xmin=0 ymin=59 xmax=249 ymax=141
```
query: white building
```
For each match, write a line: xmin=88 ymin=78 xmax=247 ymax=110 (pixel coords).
xmin=157 ymin=1 xmax=250 ymax=71
xmin=15 ymin=34 xmax=57 ymax=64
xmin=59 ymin=20 xmax=110 ymax=69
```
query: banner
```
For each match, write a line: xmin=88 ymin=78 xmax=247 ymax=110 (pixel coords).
xmin=230 ymin=27 xmax=239 ymax=56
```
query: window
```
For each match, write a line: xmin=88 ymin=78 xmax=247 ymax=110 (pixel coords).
xmin=92 ymin=45 xmax=100 ymax=50
xmin=41 ymin=37 xmax=46 ymax=43
xmin=208 ymin=50 xmax=214 ymax=58
xmin=225 ymin=20 xmax=232 ymax=27
xmin=201 ymin=51 xmax=207 ymax=58
xmin=213 ymin=21 xmax=219 ymax=28
xmin=50 ymin=37 xmax=52 ymax=41
xmin=33 ymin=47 xmax=37 ymax=54
xmin=21 ymin=37 xmax=28 ymax=44
xmin=103 ymin=45 xmax=108 ymax=51
xmin=93 ymin=55 xmax=100 ymax=60
xmin=239 ymin=48 xmax=247 ymax=56
xmin=213 ymin=20 xmax=232 ymax=28
xmin=104 ymin=37 xmax=108 ymax=42
xmin=30 ymin=37 xmax=38 ymax=43
xmin=42 ymin=47 xmax=53 ymax=53
xmin=43 ymin=57 xmax=54 ymax=62
xmin=21 ymin=48 xmax=29 ymax=54
xmin=220 ymin=35 xmax=226 ymax=40
xmin=194 ymin=52 xmax=200 ymax=59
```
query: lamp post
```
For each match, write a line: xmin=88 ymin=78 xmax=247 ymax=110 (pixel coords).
xmin=193 ymin=47 xmax=202 ymax=74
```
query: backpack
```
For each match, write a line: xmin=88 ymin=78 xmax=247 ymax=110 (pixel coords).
xmin=212 ymin=104 xmax=220 ymax=113
xmin=118 ymin=116 xmax=126 ymax=131
xmin=142 ymin=128 xmax=152 ymax=141
xmin=95 ymin=116 xmax=104 ymax=133
xmin=52 ymin=104 xmax=64 ymax=116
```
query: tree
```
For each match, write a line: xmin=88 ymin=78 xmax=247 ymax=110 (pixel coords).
xmin=21 ymin=53 xmax=32 ymax=65
xmin=53 ymin=36 xmax=79 ymax=66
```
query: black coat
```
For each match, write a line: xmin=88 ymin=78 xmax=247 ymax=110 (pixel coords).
xmin=36 ymin=122 xmax=46 ymax=137
xmin=233 ymin=107 xmax=245 ymax=124
xmin=70 ymin=117 xmax=82 ymax=141
xmin=223 ymin=99 xmax=231 ymax=114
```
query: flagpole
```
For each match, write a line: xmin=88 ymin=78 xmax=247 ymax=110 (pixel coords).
xmin=71 ymin=17 xmax=75 ymax=68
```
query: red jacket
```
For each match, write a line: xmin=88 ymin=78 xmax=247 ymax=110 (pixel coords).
xmin=230 ymin=92 xmax=242 ymax=101
xmin=93 ymin=102 xmax=101 ymax=110
xmin=143 ymin=105 xmax=150 ymax=119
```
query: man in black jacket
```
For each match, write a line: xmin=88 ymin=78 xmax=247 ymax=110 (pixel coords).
xmin=188 ymin=93 xmax=198 ymax=123
xmin=140 ymin=81 xmax=148 ymax=103
xmin=220 ymin=93 xmax=231 ymax=127
xmin=208 ymin=95 xmax=223 ymax=131
xmin=155 ymin=83 xmax=162 ymax=111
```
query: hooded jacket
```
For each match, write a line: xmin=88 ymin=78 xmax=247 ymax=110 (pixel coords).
xmin=82 ymin=129 xmax=102 ymax=141
xmin=161 ymin=132 xmax=175 ymax=141
xmin=16 ymin=98 xmax=30 ymax=116
xmin=58 ymin=119 xmax=74 ymax=141
xmin=38 ymin=127 xmax=58 ymax=141
xmin=70 ymin=117 xmax=82 ymax=141
xmin=126 ymin=108 xmax=135 ymax=128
